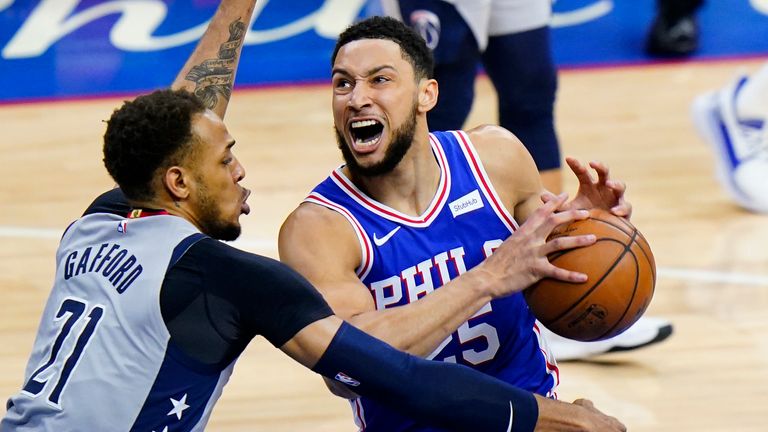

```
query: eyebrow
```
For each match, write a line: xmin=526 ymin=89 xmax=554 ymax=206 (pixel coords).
xmin=226 ymin=140 xmax=236 ymax=150
xmin=331 ymin=64 xmax=397 ymax=77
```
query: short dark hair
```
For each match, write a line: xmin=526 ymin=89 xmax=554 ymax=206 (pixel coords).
xmin=332 ymin=16 xmax=434 ymax=80
xmin=103 ymin=89 xmax=205 ymax=201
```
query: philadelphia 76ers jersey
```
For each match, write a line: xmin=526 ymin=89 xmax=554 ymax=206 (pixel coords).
xmin=306 ymin=131 xmax=559 ymax=432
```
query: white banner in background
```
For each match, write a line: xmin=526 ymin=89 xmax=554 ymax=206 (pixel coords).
xmin=2 ymin=0 xmax=767 ymax=60
xmin=1 ymin=0 xmax=368 ymax=59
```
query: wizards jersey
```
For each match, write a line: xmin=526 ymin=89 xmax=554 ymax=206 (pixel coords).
xmin=1 ymin=212 xmax=230 ymax=431
xmin=306 ymin=131 xmax=559 ymax=432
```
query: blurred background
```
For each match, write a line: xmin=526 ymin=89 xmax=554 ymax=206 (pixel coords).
xmin=2 ymin=1 xmax=768 ymax=431
xmin=0 ymin=0 xmax=766 ymax=103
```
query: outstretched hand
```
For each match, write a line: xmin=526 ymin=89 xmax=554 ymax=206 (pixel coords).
xmin=543 ymin=157 xmax=632 ymax=219
xmin=571 ymin=398 xmax=627 ymax=431
xmin=476 ymin=193 xmax=597 ymax=299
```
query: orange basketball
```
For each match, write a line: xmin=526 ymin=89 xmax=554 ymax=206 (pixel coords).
xmin=524 ymin=208 xmax=656 ymax=342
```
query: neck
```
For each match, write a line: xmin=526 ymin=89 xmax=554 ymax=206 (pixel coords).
xmin=129 ymin=196 xmax=205 ymax=232
xmin=349 ymin=131 xmax=440 ymax=217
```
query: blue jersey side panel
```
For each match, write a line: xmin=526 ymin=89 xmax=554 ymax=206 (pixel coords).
xmin=308 ymin=131 xmax=557 ymax=432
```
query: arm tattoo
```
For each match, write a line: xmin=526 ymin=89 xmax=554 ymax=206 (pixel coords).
xmin=185 ymin=18 xmax=247 ymax=110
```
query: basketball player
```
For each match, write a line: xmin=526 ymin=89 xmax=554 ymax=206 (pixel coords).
xmin=278 ymin=16 xmax=631 ymax=431
xmin=2 ymin=1 xmax=628 ymax=431
xmin=379 ymin=0 xmax=561 ymax=192
xmin=380 ymin=0 xmax=673 ymax=361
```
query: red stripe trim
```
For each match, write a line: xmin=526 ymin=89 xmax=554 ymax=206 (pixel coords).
xmin=533 ymin=322 xmax=561 ymax=389
xmin=453 ymin=132 xmax=517 ymax=230
xmin=355 ymin=398 xmax=366 ymax=430
xmin=306 ymin=193 xmax=372 ymax=278
xmin=126 ymin=209 xmax=169 ymax=219
xmin=330 ymin=137 xmax=450 ymax=225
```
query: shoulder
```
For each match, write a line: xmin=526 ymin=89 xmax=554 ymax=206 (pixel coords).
xmin=280 ymin=202 xmax=360 ymax=248
xmin=182 ymin=237 xmax=314 ymax=290
xmin=464 ymin=124 xmax=534 ymax=166
xmin=279 ymin=201 xmax=362 ymax=273
xmin=189 ymin=237 xmax=279 ymax=270
xmin=463 ymin=125 xmax=542 ymax=208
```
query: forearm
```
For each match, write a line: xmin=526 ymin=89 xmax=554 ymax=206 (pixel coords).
xmin=285 ymin=318 xmax=622 ymax=431
xmin=347 ymin=269 xmax=493 ymax=357
xmin=313 ymin=322 xmax=538 ymax=432
xmin=171 ymin=0 xmax=257 ymax=118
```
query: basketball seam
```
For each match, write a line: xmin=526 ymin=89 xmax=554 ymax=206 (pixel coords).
xmin=545 ymin=237 xmax=632 ymax=326
xmin=595 ymin=230 xmax=640 ymax=340
xmin=546 ymin=216 xmax=633 ymax=261
xmin=530 ymin=216 xmax=656 ymax=342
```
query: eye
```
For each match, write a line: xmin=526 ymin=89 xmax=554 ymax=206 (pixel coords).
xmin=223 ymin=157 xmax=233 ymax=165
xmin=373 ymin=75 xmax=390 ymax=84
xmin=334 ymin=78 xmax=352 ymax=89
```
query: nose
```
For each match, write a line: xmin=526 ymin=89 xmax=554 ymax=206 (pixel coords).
xmin=233 ymin=158 xmax=246 ymax=182
xmin=347 ymin=82 xmax=372 ymax=110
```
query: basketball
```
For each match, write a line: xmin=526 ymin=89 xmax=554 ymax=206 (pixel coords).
xmin=524 ymin=208 xmax=656 ymax=342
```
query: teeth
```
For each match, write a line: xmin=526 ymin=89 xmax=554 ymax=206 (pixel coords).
xmin=351 ymin=119 xmax=379 ymax=128
xmin=355 ymin=136 xmax=378 ymax=146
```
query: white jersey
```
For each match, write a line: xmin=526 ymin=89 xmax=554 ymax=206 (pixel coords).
xmin=2 ymin=212 xmax=231 ymax=431
xmin=381 ymin=0 xmax=551 ymax=50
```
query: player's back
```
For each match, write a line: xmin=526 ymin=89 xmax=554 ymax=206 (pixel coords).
xmin=1 ymin=208 xmax=212 ymax=431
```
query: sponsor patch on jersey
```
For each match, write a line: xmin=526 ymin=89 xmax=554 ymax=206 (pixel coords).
xmin=449 ymin=190 xmax=484 ymax=218
xmin=334 ymin=372 xmax=361 ymax=387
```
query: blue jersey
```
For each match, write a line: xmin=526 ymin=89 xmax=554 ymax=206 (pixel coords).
xmin=306 ymin=131 xmax=559 ymax=432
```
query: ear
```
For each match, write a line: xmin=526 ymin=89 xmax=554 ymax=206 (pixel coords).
xmin=163 ymin=166 xmax=191 ymax=201
xmin=417 ymin=78 xmax=438 ymax=113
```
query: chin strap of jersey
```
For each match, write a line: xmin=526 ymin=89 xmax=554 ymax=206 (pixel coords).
xmin=312 ymin=322 xmax=538 ymax=432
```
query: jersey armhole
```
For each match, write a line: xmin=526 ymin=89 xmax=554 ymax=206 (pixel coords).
xmin=303 ymin=193 xmax=374 ymax=280
xmin=167 ymin=233 xmax=208 ymax=271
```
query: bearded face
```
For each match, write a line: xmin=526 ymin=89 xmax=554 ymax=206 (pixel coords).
xmin=336 ymin=101 xmax=418 ymax=177
xmin=194 ymin=174 xmax=242 ymax=241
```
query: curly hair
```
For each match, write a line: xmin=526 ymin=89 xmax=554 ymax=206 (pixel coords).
xmin=332 ymin=16 xmax=434 ymax=80
xmin=103 ymin=89 xmax=205 ymax=201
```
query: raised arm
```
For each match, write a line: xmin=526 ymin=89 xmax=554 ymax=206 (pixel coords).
xmin=280 ymin=315 xmax=626 ymax=432
xmin=171 ymin=0 xmax=257 ymax=119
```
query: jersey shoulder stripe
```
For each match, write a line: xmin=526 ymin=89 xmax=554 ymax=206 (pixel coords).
xmin=304 ymin=192 xmax=374 ymax=280
xmin=452 ymin=130 xmax=518 ymax=232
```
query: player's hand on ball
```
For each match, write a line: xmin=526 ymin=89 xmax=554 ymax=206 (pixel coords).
xmin=476 ymin=193 xmax=597 ymax=299
xmin=549 ymin=157 xmax=632 ymax=219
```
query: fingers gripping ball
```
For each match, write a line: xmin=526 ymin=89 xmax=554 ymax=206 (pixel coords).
xmin=524 ymin=209 xmax=656 ymax=341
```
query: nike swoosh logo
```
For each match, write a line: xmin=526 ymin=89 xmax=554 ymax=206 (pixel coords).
xmin=506 ymin=401 xmax=514 ymax=432
xmin=372 ymin=226 xmax=401 ymax=247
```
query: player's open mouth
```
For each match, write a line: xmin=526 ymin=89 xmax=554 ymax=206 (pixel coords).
xmin=350 ymin=119 xmax=384 ymax=152
xmin=241 ymin=188 xmax=251 ymax=215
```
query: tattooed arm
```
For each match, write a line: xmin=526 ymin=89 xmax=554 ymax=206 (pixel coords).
xmin=171 ymin=0 xmax=257 ymax=119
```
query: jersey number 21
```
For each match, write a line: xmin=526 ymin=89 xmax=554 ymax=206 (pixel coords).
xmin=22 ymin=297 xmax=104 ymax=408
